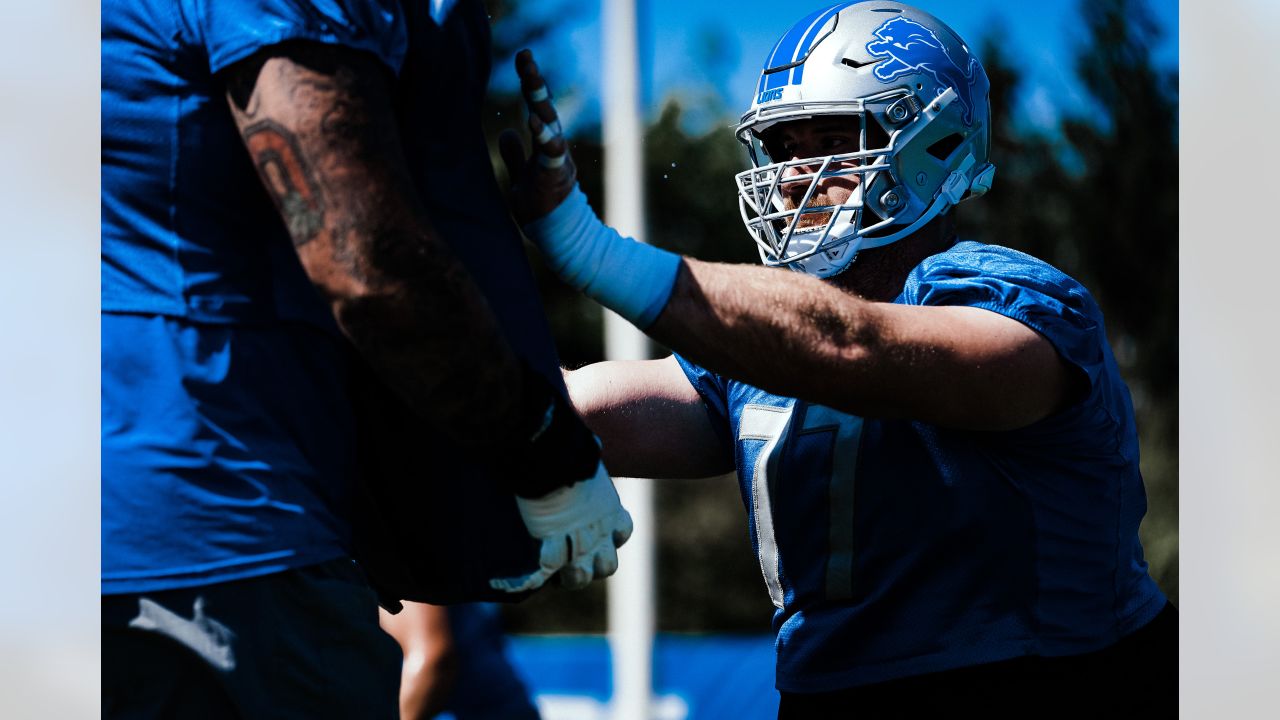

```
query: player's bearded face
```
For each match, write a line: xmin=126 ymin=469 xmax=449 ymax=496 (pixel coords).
xmin=770 ymin=118 xmax=862 ymax=230
xmin=780 ymin=173 xmax=859 ymax=229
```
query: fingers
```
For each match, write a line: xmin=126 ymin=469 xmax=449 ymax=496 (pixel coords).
xmin=516 ymin=49 xmax=557 ymax=126
xmin=554 ymin=478 xmax=628 ymax=589
xmin=593 ymin=541 xmax=620 ymax=578
xmin=537 ymin=531 xmax=570 ymax=572
xmin=502 ymin=455 xmax=631 ymax=594
xmin=558 ymin=537 xmax=619 ymax=590
xmin=559 ymin=560 xmax=590 ymax=590
xmin=527 ymin=107 xmax=567 ymax=170
xmin=556 ymin=532 xmax=588 ymax=589
xmin=489 ymin=533 xmax=567 ymax=593
xmin=612 ymin=508 xmax=634 ymax=548
xmin=516 ymin=49 xmax=567 ymax=169
xmin=489 ymin=566 xmax=554 ymax=594
xmin=494 ymin=541 xmax=620 ymax=594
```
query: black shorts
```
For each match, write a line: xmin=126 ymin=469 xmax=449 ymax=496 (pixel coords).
xmin=779 ymin=601 xmax=1178 ymax=719
xmin=102 ymin=559 xmax=402 ymax=719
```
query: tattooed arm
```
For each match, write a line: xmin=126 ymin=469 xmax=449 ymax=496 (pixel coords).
xmin=222 ymin=43 xmax=634 ymax=596
xmin=222 ymin=42 xmax=633 ymax=594
xmin=224 ymin=42 xmax=524 ymax=445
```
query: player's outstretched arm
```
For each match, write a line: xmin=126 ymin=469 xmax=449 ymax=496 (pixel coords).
xmin=565 ymin=357 xmax=734 ymax=480
xmin=502 ymin=50 xmax=1073 ymax=432
xmin=223 ymin=42 xmax=631 ymax=593
xmin=649 ymin=260 xmax=1076 ymax=431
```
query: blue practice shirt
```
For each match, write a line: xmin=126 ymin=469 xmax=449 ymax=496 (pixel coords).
xmin=676 ymin=241 xmax=1166 ymax=692
xmin=103 ymin=0 xmax=563 ymax=593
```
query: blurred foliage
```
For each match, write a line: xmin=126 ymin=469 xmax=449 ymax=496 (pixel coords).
xmin=491 ymin=0 xmax=1178 ymax=634
xmin=958 ymin=0 xmax=1178 ymax=600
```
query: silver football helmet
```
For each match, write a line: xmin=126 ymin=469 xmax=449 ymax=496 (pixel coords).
xmin=735 ymin=1 xmax=996 ymax=277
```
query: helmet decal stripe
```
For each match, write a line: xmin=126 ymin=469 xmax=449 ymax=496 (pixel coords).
xmin=766 ymin=6 xmax=830 ymax=69
xmin=760 ymin=5 xmax=836 ymax=93
xmin=791 ymin=2 xmax=858 ymax=87
xmin=758 ymin=39 xmax=787 ymax=95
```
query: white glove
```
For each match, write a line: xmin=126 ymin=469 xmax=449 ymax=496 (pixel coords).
xmin=490 ymin=461 xmax=633 ymax=593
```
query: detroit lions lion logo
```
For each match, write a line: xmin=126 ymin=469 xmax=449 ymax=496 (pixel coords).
xmin=865 ymin=17 xmax=980 ymax=125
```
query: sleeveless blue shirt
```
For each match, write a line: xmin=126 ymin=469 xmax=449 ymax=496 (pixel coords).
xmin=676 ymin=241 xmax=1165 ymax=691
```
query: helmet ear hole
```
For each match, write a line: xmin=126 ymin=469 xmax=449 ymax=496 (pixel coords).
xmin=926 ymin=133 xmax=965 ymax=162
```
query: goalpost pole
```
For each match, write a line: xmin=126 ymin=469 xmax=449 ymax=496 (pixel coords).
xmin=602 ymin=0 xmax=655 ymax=718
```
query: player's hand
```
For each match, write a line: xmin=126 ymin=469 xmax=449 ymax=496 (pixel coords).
xmin=499 ymin=49 xmax=578 ymax=226
xmin=489 ymin=460 xmax=634 ymax=593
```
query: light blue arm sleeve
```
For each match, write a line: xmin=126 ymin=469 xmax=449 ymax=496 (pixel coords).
xmin=523 ymin=185 xmax=682 ymax=329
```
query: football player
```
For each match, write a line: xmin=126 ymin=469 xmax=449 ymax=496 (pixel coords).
xmin=102 ymin=1 xmax=629 ymax=717
xmin=500 ymin=1 xmax=1175 ymax=715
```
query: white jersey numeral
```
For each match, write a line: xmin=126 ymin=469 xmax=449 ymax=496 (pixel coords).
xmin=799 ymin=405 xmax=864 ymax=600
xmin=738 ymin=403 xmax=795 ymax=608
xmin=739 ymin=403 xmax=864 ymax=607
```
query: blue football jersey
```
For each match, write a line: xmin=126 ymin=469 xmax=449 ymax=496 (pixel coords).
xmin=102 ymin=0 xmax=560 ymax=595
xmin=675 ymin=241 xmax=1165 ymax=692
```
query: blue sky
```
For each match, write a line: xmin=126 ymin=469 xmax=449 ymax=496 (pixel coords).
xmin=496 ymin=0 xmax=1179 ymax=134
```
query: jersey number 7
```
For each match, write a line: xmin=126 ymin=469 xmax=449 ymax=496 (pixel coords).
xmin=739 ymin=403 xmax=865 ymax=608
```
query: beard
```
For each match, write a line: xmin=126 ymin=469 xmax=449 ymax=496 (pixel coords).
xmin=780 ymin=178 xmax=858 ymax=229
xmin=785 ymin=192 xmax=836 ymax=229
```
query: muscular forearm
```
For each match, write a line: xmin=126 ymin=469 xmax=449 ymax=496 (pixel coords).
xmin=227 ymin=44 xmax=523 ymax=443
xmin=527 ymin=197 xmax=1065 ymax=428
xmin=648 ymin=259 xmax=890 ymax=413
xmin=332 ymin=259 xmax=524 ymax=443
xmin=647 ymin=258 xmax=1070 ymax=429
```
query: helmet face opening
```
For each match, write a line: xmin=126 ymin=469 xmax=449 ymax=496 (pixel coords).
xmin=735 ymin=1 xmax=995 ymax=278
xmin=735 ymin=105 xmax=905 ymax=276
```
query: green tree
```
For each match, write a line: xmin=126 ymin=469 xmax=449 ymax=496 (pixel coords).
xmin=1063 ymin=0 xmax=1179 ymax=599
xmin=963 ymin=0 xmax=1178 ymax=600
xmin=1064 ymin=0 xmax=1178 ymax=401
